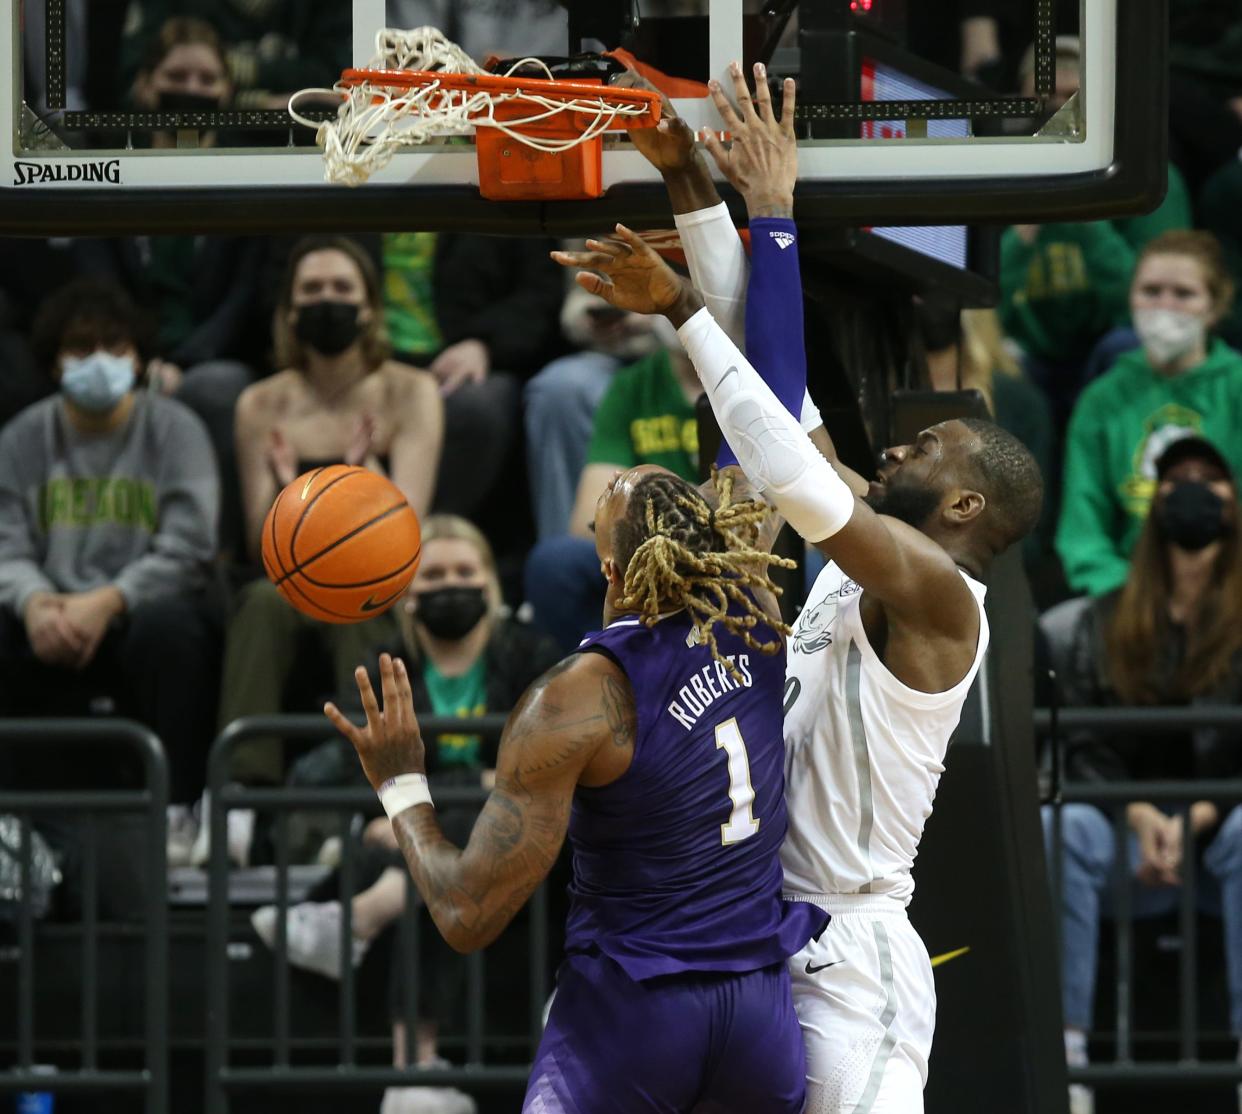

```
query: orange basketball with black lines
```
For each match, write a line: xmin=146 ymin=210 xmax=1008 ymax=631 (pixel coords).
xmin=261 ymin=465 xmax=422 ymax=624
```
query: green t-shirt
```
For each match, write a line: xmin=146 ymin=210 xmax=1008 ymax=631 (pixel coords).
xmin=1056 ymin=339 xmax=1242 ymax=596
xmin=423 ymin=657 xmax=487 ymax=768
xmin=383 ymin=232 xmax=443 ymax=358
xmin=586 ymin=349 xmax=699 ymax=480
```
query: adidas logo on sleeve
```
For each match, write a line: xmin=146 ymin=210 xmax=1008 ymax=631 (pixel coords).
xmin=770 ymin=230 xmax=796 ymax=250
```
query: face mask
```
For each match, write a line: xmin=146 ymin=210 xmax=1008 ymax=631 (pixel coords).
xmin=295 ymin=302 xmax=362 ymax=356
xmin=157 ymin=90 xmax=224 ymax=113
xmin=1157 ymin=481 xmax=1230 ymax=551
xmin=1133 ymin=307 xmax=1207 ymax=366
xmin=60 ymin=351 xmax=136 ymax=413
xmin=413 ymin=586 xmax=488 ymax=641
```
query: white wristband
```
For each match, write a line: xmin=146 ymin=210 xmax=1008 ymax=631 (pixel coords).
xmin=378 ymin=773 xmax=433 ymax=820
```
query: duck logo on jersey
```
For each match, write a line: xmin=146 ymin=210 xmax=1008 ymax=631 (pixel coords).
xmin=791 ymin=576 xmax=860 ymax=655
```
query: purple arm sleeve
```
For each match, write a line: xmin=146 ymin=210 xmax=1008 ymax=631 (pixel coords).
xmin=714 ymin=216 xmax=807 ymax=471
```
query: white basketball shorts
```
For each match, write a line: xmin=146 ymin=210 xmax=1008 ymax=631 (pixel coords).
xmin=788 ymin=895 xmax=935 ymax=1114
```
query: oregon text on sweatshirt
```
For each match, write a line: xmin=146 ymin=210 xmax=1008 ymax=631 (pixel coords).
xmin=0 ymin=392 xmax=219 ymax=616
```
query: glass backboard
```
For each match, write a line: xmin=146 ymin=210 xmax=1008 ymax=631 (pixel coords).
xmin=1 ymin=0 xmax=1166 ymax=236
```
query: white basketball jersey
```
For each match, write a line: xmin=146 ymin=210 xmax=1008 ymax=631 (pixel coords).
xmin=781 ymin=561 xmax=990 ymax=905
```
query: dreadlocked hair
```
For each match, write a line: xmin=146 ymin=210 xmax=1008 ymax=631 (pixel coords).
xmin=613 ymin=469 xmax=795 ymax=679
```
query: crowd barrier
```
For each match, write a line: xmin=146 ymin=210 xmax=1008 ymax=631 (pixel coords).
xmin=1038 ymin=705 xmax=1242 ymax=1089
xmin=6 ymin=706 xmax=1242 ymax=1107
xmin=203 ymin=714 xmax=543 ymax=1113
xmin=0 ymin=718 xmax=168 ymax=1113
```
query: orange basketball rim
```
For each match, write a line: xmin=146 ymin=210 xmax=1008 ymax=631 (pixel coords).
xmin=335 ymin=67 xmax=662 ymax=201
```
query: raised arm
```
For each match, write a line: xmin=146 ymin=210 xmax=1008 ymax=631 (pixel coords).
xmin=701 ymin=62 xmax=867 ymax=494
xmin=621 ymin=66 xmax=820 ymax=437
xmin=550 ymin=230 xmax=973 ymax=640
xmin=326 ymin=651 xmax=633 ymax=954
xmin=385 ymin=364 xmax=444 ymax=520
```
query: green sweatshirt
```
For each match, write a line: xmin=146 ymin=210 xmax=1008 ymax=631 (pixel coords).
xmin=1114 ymin=164 xmax=1194 ymax=253
xmin=1056 ymin=339 xmax=1242 ymax=595
xmin=1000 ymin=222 xmax=1136 ymax=363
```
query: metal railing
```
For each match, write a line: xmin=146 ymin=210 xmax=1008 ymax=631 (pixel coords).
xmin=4 ymin=703 xmax=1228 ymax=1104
xmin=0 ymin=719 xmax=168 ymax=1113
xmin=1038 ymin=705 xmax=1242 ymax=1089
xmin=204 ymin=714 xmax=547 ymax=1113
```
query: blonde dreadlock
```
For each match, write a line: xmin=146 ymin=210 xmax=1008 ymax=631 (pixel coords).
xmin=613 ymin=469 xmax=795 ymax=679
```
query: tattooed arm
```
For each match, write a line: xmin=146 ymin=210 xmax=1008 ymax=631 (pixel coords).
xmin=326 ymin=652 xmax=636 ymax=954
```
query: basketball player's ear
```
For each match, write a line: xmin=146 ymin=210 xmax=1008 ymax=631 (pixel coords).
xmin=946 ymin=489 xmax=985 ymax=525
xmin=600 ymin=558 xmax=623 ymax=587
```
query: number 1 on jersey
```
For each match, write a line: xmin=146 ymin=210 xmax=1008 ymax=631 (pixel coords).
xmin=715 ymin=718 xmax=760 ymax=845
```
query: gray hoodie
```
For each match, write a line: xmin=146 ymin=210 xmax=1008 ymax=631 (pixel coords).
xmin=0 ymin=391 xmax=218 ymax=616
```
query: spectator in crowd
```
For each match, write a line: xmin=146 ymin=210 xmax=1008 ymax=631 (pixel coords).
xmin=906 ymin=0 xmax=1079 ymax=90
xmin=914 ymin=298 xmax=1056 ymax=569
xmin=999 ymin=38 xmax=1194 ymax=426
xmin=219 ymin=236 xmax=442 ymax=792
xmin=0 ymin=291 xmax=49 ymax=429
xmin=250 ymin=515 xmax=560 ymax=1114
xmin=128 ymin=15 xmax=234 ymax=147
xmin=1057 ymin=231 xmax=1242 ymax=597
xmin=1041 ymin=435 xmax=1242 ymax=1114
xmin=76 ymin=17 xmax=271 ymax=561
xmin=523 ymin=335 xmax=701 ymax=651
xmin=120 ymin=0 xmax=351 ymax=111
xmin=0 ymin=279 xmax=221 ymax=816
xmin=1167 ymin=0 xmax=1242 ymax=195
xmin=524 ymin=282 xmax=680 ymax=539
xmin=381 ymin=230 xmax=563 ymax=522
xmin=387 ymin=0 xmax=568 ymax=62
xmin=1196 ymin=154 xmax=1242 ymax=352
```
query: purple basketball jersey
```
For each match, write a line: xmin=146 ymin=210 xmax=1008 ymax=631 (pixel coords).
xmin=567 ymin=603 xmax=826 ymax=981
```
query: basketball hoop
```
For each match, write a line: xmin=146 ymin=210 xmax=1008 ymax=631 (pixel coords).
xmin=289 ymin=27 xmax=661 ymax=200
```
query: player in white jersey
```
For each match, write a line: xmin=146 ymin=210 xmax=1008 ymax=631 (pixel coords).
xmin=554 ymin=62 xmax=1043 ymax=1114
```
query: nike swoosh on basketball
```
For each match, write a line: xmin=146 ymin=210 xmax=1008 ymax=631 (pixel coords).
xmin=804 ymin=959 xmax=841 ymax=974
xmin=360 ymin=587 xmax=406 ymax=612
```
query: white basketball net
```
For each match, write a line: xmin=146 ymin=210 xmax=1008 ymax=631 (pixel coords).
xmin=288 ymin=27 xmax=651 ymax=187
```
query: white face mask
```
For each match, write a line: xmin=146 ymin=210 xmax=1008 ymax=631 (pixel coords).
xmin=60 ymin=351 xmax=136 ymax=413
xmin=1133 ymin=307 xmax=1207 ymax=367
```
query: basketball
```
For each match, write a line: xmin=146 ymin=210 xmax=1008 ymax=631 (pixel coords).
xmin=260 ymin=465 xmax=422 ymax=623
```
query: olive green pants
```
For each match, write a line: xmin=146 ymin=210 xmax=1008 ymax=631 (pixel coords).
xmin=218 ymin=578 xmax=397 ymax=784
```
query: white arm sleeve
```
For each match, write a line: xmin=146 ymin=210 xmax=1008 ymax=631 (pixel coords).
xmin=677 ymin=306 xmax=855 ymax=543
xmin=675 ymin=203 xmax=823 ymax=434
xmin=674 ymin=203 xmax=748 ymax=348
xmin=799 ymin=390 xmax=823 ymax=433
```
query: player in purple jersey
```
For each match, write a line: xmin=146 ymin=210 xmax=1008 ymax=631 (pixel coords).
xmin=327 ymin=462 xmax=828 ymax=1111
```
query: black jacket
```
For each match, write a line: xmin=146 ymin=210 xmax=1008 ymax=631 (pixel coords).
xmin=396 ymin=616 xmax=563 ymax=771
xmin=423 ymin=233 xmax=564 ymax=376
xmin=306 ymin=616 xmax=561 ymax=782
xmin=74 ymin=236 xmax=270 ymax=367
xmin=1062 ymin=591 xmax=1242 ymax=786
